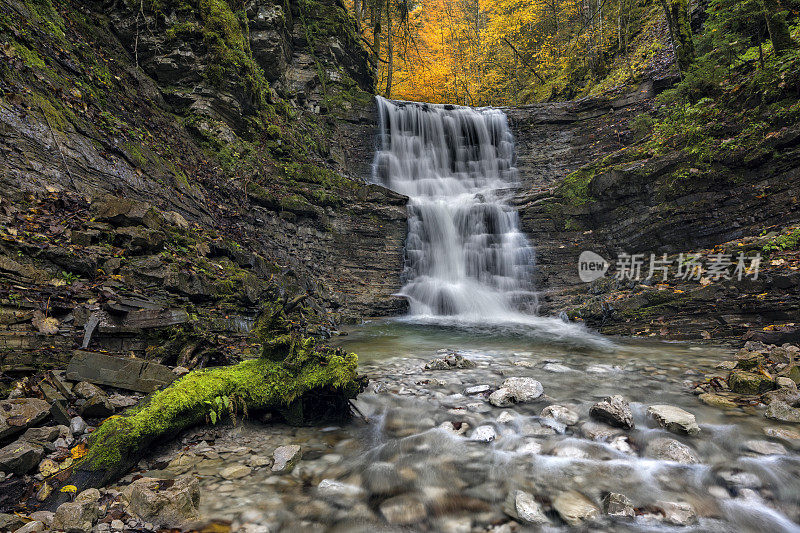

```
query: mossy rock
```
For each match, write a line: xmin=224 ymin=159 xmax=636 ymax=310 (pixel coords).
xmin=728 ymin=370 xmax=775 ymax=395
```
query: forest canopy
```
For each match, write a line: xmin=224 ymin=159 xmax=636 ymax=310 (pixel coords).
xmin=344 ymin=0 xmax=800 ymax=105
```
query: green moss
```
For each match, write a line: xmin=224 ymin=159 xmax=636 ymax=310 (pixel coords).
xmin=554 ymin=166 xmax=596 ymax=206
xmin=763 ymin=227 xmax=800 ymax=254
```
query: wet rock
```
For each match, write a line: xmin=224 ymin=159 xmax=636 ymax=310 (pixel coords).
xmin=317 ymin=479 xmax=365 ymax=507
xmin=541 ymin=405 xmax=579 ymax=426
xmin=553 ymin=490 xmax=600 ymax=525
xmin=647 ymin=405 xmax=701 ymax=436
xmin=0 ymin=440 xmax=45 ymax=474
xmin=489 ymin=377 xmax=543 ymax=407
xmin=764 ymin=426 xmax=800 ymax=444
xmin=53 ymin=499 xmax=99 ymax=532
xmin=272 ymin=445 xmax=302 ymax=472
xmin=728 ymin=370 xmax=774 ymax=395
xmin=589 ymin=395 xmax=634 ymax=429
xmin=580 ymin=421 xmax=621 ymax=441
xmin=124 ymin=475 xmax=200 ymax=526
xmin=15 ymin=520 xmax=45 ymax=533
xmin=541 ymin=362 xmax=573 ymax=373
xmin=220 ymin=464 xmax=251 ymax=479
xmin=0 ymin=398 xmax=51 ymax=440
xmin=70 ymin=417 xmax=87 ymax=435
xmin=379 ymin=494 xmax=426 ymax=525
xmin=603 ymin=492 xmax=634 ymax=517
xmin=609 ymin=435 xmax=634 ymax=454
xmin=765 ymin=401 xmax=800 ymax=423
xmin=465 ymin=385 xmax=490 ymax=395
xmin=424 ymin=354 xmax=476 ymax=370
xmin=74 ymin=382 xmax=114 ymax=418
xmin=21 ymin=426 xmax=60 ymax=443
xmin=516 ymin=440 xmax=542 ymax=455
xmin=776 ymin=376 xmax=798 ymax=390
xmin=496 ymin=411 xmax=515 ymax=424
xmin=363 ymin=462 xmax=406 ymax=495
xmin=470 ymin=425 xmax=498 ymax=442
xmin=439 ymin=421 xmax=469 ymax=436
xmin=644 ymin=437 xmax=699 ymax=464
xmin=66 ymin=351 xmax=176 ymax=393
xmin=504 ymin=490 xmax=550 ymax=525
xmin=655 ymin=501 xmax=697 ymax=525
xmin=699 ymin=393 xmax=738 ymax=409
xmin=742 ymin=440 xmax=787 ymax=455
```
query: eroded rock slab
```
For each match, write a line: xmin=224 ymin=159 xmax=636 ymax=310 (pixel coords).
xmin=66 ymin=351 xmax=176 ymax=393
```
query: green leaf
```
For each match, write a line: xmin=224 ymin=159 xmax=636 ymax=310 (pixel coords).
xmin=210 ymin=411 xmax=217 ymax=425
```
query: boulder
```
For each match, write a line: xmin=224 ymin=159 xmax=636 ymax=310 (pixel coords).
xmin=765 ymin=401 xmax=800 ymax=423
xmin=0 ymin=398 xmax=51 ymax=440
xmin=644 ymin=437 xmax=699 ymax=464
xmin=647 ymin=405 xmax=701 ymax=436
xmin=541 ymin=405 xmax=579 ymax=426
xmin=271 ymin=445 xmax=301 ymax=473
xmin=379 ymin=494 xmax=426 ymax=525
xmin=0 ymin=440 xmax=45 ymax=474
xmin=124 ymin=475 xmax=200 ymax=526
xmin=602 ymin=492 xmax=634 ymax=517
xmin=0 ymin=514 xmax=25 ymax=531
xmin=553 ymin=491 xmax=600 ymax=525
xmin=728 ymin=370 xmax=774 ymax=395
xmin=489 ymin=377 xmax=543 ymax=407
xmin=52 ymin=499 xmax=99 ymax=533
xmin=66 ymin=351 xmax=176 ymax=393
xmin=589 ymin=395 xmax=634 ymax=429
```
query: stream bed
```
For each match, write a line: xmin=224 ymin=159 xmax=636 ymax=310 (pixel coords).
xmin=130 ymin=322 xmax=800 ymax=532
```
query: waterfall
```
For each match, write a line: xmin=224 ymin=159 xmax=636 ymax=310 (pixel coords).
xmin=372 ymin=97 xmax=538 ymax=322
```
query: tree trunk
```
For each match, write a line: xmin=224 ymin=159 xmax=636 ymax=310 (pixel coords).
xmin=660 ymin=0 xmax=694 ymax=72
xmin=373 ymin=0 xmax=382 ymax=81
xmin=355 ymin=0 xmax=362 ymax=30
xmin=762 ymin=0 xmax=794 ymax=55
xmin=385 ymin=0 xmax=393 ymax=97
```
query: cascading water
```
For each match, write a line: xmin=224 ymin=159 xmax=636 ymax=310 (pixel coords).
xmin=372 ymin=96 xmax=537 ymax=322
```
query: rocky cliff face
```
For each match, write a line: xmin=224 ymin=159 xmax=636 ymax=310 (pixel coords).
xmin=0 ymin=0 xmax=405 ymax=374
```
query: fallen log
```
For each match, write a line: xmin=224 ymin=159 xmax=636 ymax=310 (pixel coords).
xmin=42 ymin=337 xmax=364 ymax=509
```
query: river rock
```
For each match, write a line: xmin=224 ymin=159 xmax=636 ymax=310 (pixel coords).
xmin=220 ymin=464 xmax=251 ymax=479
xmin=603 ymin=492 xmax=634 ymax=517
xmin=589 ymin=396 xmax=634 ymax=429
xmin=470 ymin=425 xmax=498 ymax=442
xmin=0 ymin=398 xmax=51 ymax=440
xmin=644 ymin=438 xmax=699 ymax=464
xmin=504 ymin=490 xmax=550 ymax=525
xmin=699 ymin=393 xmax=738 ymax=409
xmin=764 ymin=426 xmax=800 ymax=444
xmin=379 ymin=494 xmax=426 ymax=525
xmin=29 ymin=511 xmax=54 ymax=528
xmin=272 ymin=445 xmax=301 ymax=472
xmin=73 ymin=382 xmax=114 ymax=418
xmin=363 ymin=462 xmax=405 ymax=495
xmin=424 ymin=354 xmax=476 ymax=370
xmin=70 ymin=417 xmax=87 ymax=435
xmin=765 ymin=401 xmax=800 ymax=423
xmin=0 ymin=440 xmax=45 ymax=474
xmin=317 ymin=479 xmax=365 ymax=507
xmin=465 ymin=385 xmax=490 ymax=395
xmin=655 ymin=501 xmax=697 ymax=525
xmin=728 ymin=370 xmax=774 ymax=395
xmin=742 ymin=439 xmax=787 ymax=455
xmin=0 ymin=514 xmax=24 ymax=532
xmin=15 ymin=520 xmax=45 ymax=533
xmin=496 ymin=411 xmax=515 ymax=424
xmin=580 ymin=421 xmax=621 ymax=441
xmin=53 ymin=499 xmax=99 ymax=532
xmin=21 ymin=426 xmax=60 ymax=443
xmin=553 ymin=490 xmax=600 ymax=525
xmin=541 ymin=405 xmax=579 ymax=426
xmin=489 ymin=377 xmax=543 ymax=406
xmin=647 ymin=405 xmax=701 ymax=435
xmin=124 ymin=475 xmax=200 ymax=526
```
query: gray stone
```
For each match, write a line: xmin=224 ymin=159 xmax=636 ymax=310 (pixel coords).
xmin=470 ymin=425 xmax=498 ymax=442
xmin=489 ymin=377 xmax=543 ymax=407
xmin=0 ymin=398 xmax=51 ymax=440
xmin=655 ymin=501 xmax=697 ymax=525
xmin=15 ymin=520 xmax=45 ymax=533
xmin=70 ymin=417 xmax=87 ymax=435
xmin=124 ymin=475 xmax=200 ymax=526
xmin=590 ymin=395 xmax=634 ymax=429
xmin=644 ymin=437 xmax=699 ymax=464
xmin=496 ymin=411 xmax=515 ymax=424
xmin=317 ymin=479 xmax=365 ymax=507
xmin=379 ymin=494 xmax=426 ymax=525
xmin=647 ymin=404 xmax=701 ymax=435
xmin=742 ymin=439 xmax=787 ymax=455
xmin=271 ymin=445 xmax=301 ymax=472
xmin=29 ymin=511 xmax=54 ymax=527
xmin=0 ymin=440 xmax=45 ymax=474
xmin=73 ymin=382 xmax=114 ymax=418
xmin=580 ymin=421 xmax=621 ymax=441
xmin=76 ymin=488 xmax=101 ymax=503
xmin=111 ymin=519 xmax=125 ymax=530
xmin=66 ymin=351 xmax=176 ymax=393
xmin=603 ymin=492 xmax=634 ymax=517
xmin=465 ymin=385 xmax=490 ymax=395
xmin=507 ymin=490 xmax=550 ymax=525
xmin=424 ymin=354 xmax=476 ymax=370
xmin=553 ymin=491 xmax=600 ymax=525
xmin=765 ymin=401 xmax=800 ymax=423
xmin=363 ymin=462 xmax=405 ymax=495
xmin=21 ymin=426 xmax=60 ymax=443
xmin=541 ymin=405 xmax=579 ymax=426
xmin=53 ymin=500 xmax=99 ymax=533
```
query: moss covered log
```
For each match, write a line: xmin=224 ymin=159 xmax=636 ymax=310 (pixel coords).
xmin=42 ymin=337 xmax=364 ymax=509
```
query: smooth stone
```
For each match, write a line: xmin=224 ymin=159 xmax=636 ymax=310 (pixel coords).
xmin=317 ymin=479 xmax=365 ymax=507
xmin=655 ymin=501 xmax=697 ymax=525
xmin=496 ymin=411 xmax=515 ymax=424
xmin=379 ymin=494 xmax=426 ymax=525
xmin=742 ymin=440 xmax=787 ymax=455
xmin=29 ymin=511 xmax=53 ymax=527
xmin=272 ymin=445 xmax=301 ymax=473
xmin=541 ymin=363 xmax=573 ymax=373
xmin=765 ymin=401 xmax=800 ymax=423
xmin=764 ymin=427 xmax=800 ymax=443
xmin=14 ymin=520 xmax=45 ymax=533
xmin=541 ymin=405 xmax=579 ymax=426
xmin=465 ymin=385 xmax=490 ymax=395
xmin=489 ymin=378 xmax=543 ymax=407
xmin=111 ymin=519 xmax=125 ymax=530
xmin=553 ymin=491 xmax=600 ymax=525
xmin=580 ymin=421 xmax=621 ymax=441
xmin=76 ymin=488 xmax=100 ymax=503
xmin=589 ymin=396 xmax=634 ymax=429
xmin=505 ymin=490 xmax=550 ymax=525
xmin=647 ymin=405 xmax=701 ymax=435
xmin=699 ymin=393 xmax=738 ymax=409
xmin=220 ymin=464 xmax=251 ymax=479
xmin=644 ymin=437 xmax=699 ymax=464
xmin=603 ymin=492 xmax=634 ymax=517
xmin=470 ymin=425 xmax=498 ymax=442
xmin=363 ymin=462 xmax=405 ymax=495
xmin=69 ymin=417 xmax=87 ymax=436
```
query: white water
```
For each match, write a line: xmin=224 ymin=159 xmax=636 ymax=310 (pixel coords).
xmin=372 ymin=97 xmax=600 ymax=342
